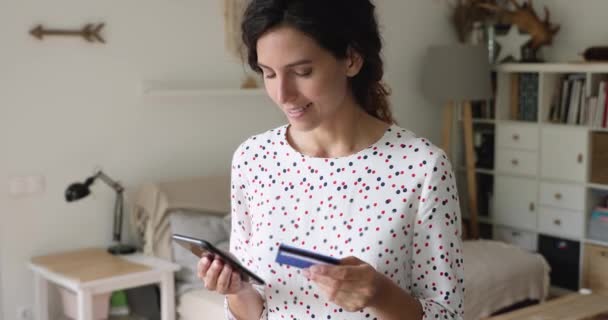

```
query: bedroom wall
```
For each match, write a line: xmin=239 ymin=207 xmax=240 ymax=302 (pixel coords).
xmin=2 ymin=0 xmax=606 ymax=319
xmin=0 ymin=1 xmax=457 ymax=319
xmin=533 ymin=0 xmax=608 ymax=62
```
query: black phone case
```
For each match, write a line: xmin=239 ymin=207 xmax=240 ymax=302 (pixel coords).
xmin=172 ymin=234 xmax=265 ymax=285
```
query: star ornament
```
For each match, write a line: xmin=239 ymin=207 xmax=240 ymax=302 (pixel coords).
xmin=495 ymin=25 xmax=532 ymax=62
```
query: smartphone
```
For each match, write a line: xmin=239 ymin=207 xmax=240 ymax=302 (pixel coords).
xmin=172 ymin=234 xmax=265 ymax=285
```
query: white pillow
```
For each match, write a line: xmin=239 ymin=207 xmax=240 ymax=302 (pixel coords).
xmin=169 ymin=210 xmax=230 ymax=285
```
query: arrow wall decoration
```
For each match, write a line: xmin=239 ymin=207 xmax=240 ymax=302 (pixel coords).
xmin=29 ymin=23 xmax=106 ymax=43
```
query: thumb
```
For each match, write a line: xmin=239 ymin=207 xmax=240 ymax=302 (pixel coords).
xmin=340 ymin=256 xmax=364 ymax=266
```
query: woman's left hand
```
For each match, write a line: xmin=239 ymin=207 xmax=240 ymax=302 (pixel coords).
xmin=303 ymin=256 xmax=383 ymax=312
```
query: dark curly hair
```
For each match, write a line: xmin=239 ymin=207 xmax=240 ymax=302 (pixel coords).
xmin=241 ymin=0 xmax=394 ymax=124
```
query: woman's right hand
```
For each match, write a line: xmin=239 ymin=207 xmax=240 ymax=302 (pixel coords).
xmin=197 ymin=255 xmax=252 ymax=295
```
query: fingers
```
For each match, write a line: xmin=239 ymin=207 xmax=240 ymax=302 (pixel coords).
xmin=198 ymin=256 xmax=245 ymax=295
xmin=197 ymin=256 xmax=211 ymax=279
xmin=216 ymin=264 xmax=234 ymax=294
xmin=203 ymin=259 xmax=225 ymax=290
xmin=340 ymin=256 xmax=363 ymax=266
xmin=309 ymin=264 xmax=360 ymax=281
xmin=228 ymin=271 xmax=242 ymax=292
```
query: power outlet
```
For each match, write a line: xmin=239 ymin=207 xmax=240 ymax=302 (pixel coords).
xmin=8 ymin=174 xmax=45 ymax=197
xmin=16 ymin=305 xmax=33 ymax=320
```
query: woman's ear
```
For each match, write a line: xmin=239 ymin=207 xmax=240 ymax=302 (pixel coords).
xmin=345 ymin=47 xmax=364 ymax=77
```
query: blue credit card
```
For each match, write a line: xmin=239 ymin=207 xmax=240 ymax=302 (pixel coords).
xmin=275 ymin=244 xmax=340 ymax=269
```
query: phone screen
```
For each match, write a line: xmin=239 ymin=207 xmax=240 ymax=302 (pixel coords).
xmin=172 ymin=234 xmax=265 ymax=285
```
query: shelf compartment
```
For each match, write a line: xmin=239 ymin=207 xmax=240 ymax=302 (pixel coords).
xmin=495 ymin=72 xmax=540 ymax=122
xmin=590 ymin=131 xmax=608 ymax=185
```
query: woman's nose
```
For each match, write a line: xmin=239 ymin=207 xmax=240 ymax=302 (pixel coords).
xmin=277 ymin=77 xmax=296 ymax=104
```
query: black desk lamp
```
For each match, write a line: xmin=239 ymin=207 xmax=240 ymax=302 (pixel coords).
xmin=65 ymin=170 xmax=137 ymax=255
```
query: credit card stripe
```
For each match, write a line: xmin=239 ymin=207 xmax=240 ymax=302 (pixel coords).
xmin=277 ymin=250 xmax=335 ymax=266
xmin=278 ymin=245 xmax=339 ymax=264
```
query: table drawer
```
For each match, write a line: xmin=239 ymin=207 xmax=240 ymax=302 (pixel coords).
xmin=493 ymin=226 xmax=537 ymax=251
xmin=583 ymin=244 xmax=608 ymax=293
xmin=497 ymin=123 xmax=538 ymax=150
xmin=539 ymin=182 xmax=585 ymax=211
xmin=496 ymin=148 xmax=538 ymax=176
xmin=538 ymin=207 xmax=584 ymax=240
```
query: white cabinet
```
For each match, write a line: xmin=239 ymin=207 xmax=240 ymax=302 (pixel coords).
xmin=459 ymin=63 xmax=608 ymax=292
xmin=493 ymin=176 xmax=537 ymax=231
xmin=540 ymin=126 xmax=588 ymax=182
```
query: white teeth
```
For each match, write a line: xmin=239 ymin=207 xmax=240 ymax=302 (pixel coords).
xmin=287 ymin=103 xmax=311 ymax=115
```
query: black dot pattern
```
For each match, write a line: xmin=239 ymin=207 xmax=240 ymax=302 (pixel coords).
xmin=225 ymin=124 xmax=465 ymax=320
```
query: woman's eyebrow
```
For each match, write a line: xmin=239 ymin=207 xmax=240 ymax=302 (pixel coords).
xmin=258 ymin=59 xmax=313 ymax=69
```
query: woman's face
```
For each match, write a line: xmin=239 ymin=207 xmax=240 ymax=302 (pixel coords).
xmin=256 ymin=26 xmax=362 ymax=131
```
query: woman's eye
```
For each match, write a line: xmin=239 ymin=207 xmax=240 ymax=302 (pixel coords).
xmin=263 ymin=73 xmax=276 ymax=79
xmin=295 ymin=69 xmax=312 ymax=77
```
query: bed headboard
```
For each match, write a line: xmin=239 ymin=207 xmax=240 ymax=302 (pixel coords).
xmin=130 ymin=175 xmax=231 ymax=260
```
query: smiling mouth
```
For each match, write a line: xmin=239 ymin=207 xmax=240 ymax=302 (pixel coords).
xmin=286 ymin=103 xmax=312 ymax=117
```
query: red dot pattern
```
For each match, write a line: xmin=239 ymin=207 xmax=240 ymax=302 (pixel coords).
xmin=225 ymin=125 xmax=464 ymax=320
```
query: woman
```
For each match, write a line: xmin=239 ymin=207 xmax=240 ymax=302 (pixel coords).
xmin=198 ymin=0 xmax=464 ymax=319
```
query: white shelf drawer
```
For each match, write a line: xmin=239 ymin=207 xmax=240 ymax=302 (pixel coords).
xmin=496 ymin=148 xmax=538 ymax=176
xmin=539 ymin=182 xmax=586 ymax=211
xmin=497 ymin=123 xmax=538 ymax=150
xmin=493 ymin=226 xmax=538 ymax=251
xmin=538 ymin=206 xmax=584 ymax=240
xmin=493 ymin=176 xmax=538 ymax=230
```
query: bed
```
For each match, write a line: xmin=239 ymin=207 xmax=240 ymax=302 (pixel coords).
xmin=130 ymin=176 xmax=550 ymax=320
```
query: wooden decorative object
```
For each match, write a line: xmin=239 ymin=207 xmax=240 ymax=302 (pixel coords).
xmin=224 ymin=0 xmax=248 ymax=60
xmin=240 ymin=75 xmax=259 ymax=89
xmin=29 ymin=23 xmax=105 ymax=43
xmin=479 ymin=0 xmax=560 ymax=50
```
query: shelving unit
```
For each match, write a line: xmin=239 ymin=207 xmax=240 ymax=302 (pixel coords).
xmin=456 ymin=62 xmax=608 ymax=294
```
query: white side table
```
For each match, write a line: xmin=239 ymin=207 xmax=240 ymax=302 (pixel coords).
xmin=28 ymin=248 xmax=180 ymax=320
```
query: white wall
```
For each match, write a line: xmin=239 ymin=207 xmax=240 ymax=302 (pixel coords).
xmin=534 ymin=0 xmax=608 ymax=62
xmin=0 ymin=1 xmax=460 ymax=319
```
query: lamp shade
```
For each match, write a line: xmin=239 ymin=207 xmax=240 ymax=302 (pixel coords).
xmin=421 ymin=44 xmax=492 ymax=104
xmin=65 ymin=177 xmax=95 ymax=202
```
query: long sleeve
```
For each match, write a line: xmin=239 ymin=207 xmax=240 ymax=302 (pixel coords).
xmin=224 ymin=143 xmax=268 ymax=320
xmin=410 ymin=150 xmax=465 ymax=320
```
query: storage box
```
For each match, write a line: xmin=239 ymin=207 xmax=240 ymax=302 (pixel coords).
xmin=59 ymin=287 xmax=111 ymax=320
xmin=582 ymin=244 xmax=608 ymax=294
xmin=538 ymin=234 xmax=580 ymax=291
xmin=591 ymin=132 xmax=608 ymax=185
xmin=588 ymin=209 xmax=608 ymax=243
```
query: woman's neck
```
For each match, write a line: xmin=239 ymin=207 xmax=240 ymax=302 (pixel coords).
xmin=287 ymin=107 xmax=390 ymax=158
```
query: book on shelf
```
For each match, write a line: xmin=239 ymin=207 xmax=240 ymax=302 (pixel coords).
xmin=559 ymin=76 xmax=571 ymax=123
xmin=585 ymin=96 xmax=596 ymax=126
xmin=590 ymin=80 xmax=608 ymax=129
xmin=547 ymin=74 xmax=596 ymax=126
xmin=518 ymin=73 xmax=538 ymax=121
